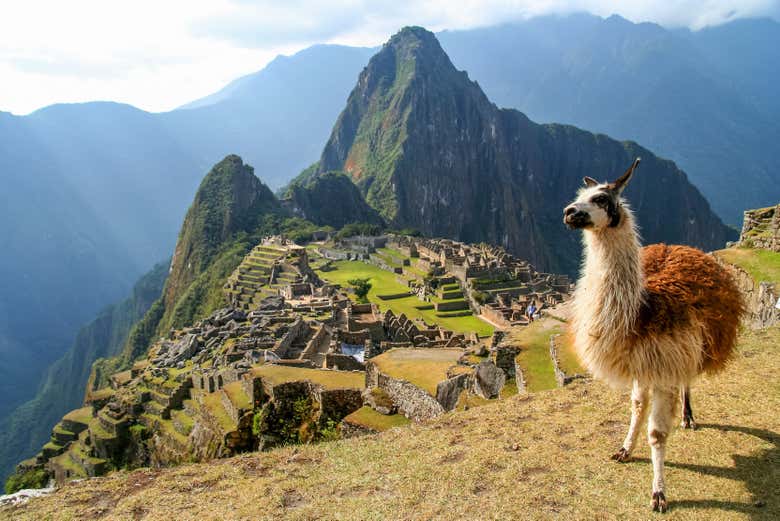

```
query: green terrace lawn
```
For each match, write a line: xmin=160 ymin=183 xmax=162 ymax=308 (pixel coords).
xmin=316 ymin=260 xmax=493 ymax=337
xmin=343 ymin=406 xmax=411 ymax=431
xmin=508 ymin=315 xmax=583 ymax=391
xmin=63 ymin=406 xmax=93 ymax=425
xmin=250 ymin=364 xmax=365 ymax=390
xmin=371 ymin=348 xmax=462 ymax=395
xmin=715 ymin=247 xmax=780 ymax=284
xmin=507 ymin=316 xmax=581 ymax=392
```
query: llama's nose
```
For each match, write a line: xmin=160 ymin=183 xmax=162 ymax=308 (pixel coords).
xmin=564 ymin=206 xmax=577 ymax=217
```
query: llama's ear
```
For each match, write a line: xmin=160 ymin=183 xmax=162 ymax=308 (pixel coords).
xmin=612 ymin=157 xmax=641 ymax=193
xmin=583 ymin=176 xmax=599 ymax=188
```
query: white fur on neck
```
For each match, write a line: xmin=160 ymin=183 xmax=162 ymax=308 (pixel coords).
xmin=571 ymin=202 xmax=645 ymax=385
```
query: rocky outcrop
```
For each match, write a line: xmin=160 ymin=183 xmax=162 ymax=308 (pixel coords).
xmin=739 ymin=204 xmax=780 ymax=252
xmin=472 ymin=362 xmax=505 ymax=399
xmin=284 ymin=171 xmax=383 ymax=228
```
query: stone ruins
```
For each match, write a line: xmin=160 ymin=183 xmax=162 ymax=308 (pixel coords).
xmin=17 ymin=233 xmax=574 ymax=487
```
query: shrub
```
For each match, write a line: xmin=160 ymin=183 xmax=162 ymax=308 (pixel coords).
xmin=317 ymin=419 xmax=340 ymax=442
xmin=336 ymin=222 xmax=383 ymax=239
xmin=5 ymin=468 xmax=49 ymax=494
xmin=472 ymin=290 xmax=489 ymax=304
xmin=348 ymin=278 xmax=372 ymax=301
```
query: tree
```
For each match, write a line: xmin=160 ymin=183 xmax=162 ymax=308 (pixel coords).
xmin=347 ymin=278 xmax=372 ymax=301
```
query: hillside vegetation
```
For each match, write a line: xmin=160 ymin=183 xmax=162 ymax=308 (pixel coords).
xmin=7 ymin=326 xmax=777 ymax=520
xmin=716 ymin=248 xmax=780 ymax=284
xmin=0 ymin=262 xmax=167 ymax=481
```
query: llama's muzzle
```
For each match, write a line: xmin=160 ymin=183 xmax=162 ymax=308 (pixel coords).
xmin=563 ymin=206 xmax=591 ymax=229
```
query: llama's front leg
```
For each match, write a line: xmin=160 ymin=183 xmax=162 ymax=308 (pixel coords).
xmin=612 ymin=380 xmax=649 ymax=462
xmin=680 ymin=386 xmax=696 ymax=429
xmin=648 ymin=386 xmax=678 ymax=513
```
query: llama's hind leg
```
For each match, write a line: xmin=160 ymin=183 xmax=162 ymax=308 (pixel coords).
xmin=612 ymin=380 xmax=649 ymax=462
xmin=648 ymin=386 xmax=678 ymax=513
xmin=680 ymin=386 xmax=696 ymax=429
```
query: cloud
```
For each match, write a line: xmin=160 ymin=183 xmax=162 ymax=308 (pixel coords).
xmin=0 ymin=0 xmax=778 ymax=114
xmin=191 ymin=0 xmax=780 ymax=48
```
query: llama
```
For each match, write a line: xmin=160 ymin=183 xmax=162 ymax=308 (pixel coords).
xmin=563 ymin=158 xmax=743 ymax=512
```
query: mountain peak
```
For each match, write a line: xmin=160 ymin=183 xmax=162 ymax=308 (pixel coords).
xmin=382 ymin=25 xmax=452 ymax=71
xmin=387 ymin=26 xmax=439 ymax=48
xmin=165 ymin=155 xmax=281 ymax=311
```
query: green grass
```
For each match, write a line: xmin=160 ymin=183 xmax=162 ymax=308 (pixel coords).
xmin=371 ymin=348 xmax=462 ymax=395
xmin=250 ymin=365 xmax=365 ymax=390
xmin=87 ymin=417 xmax=115 ymax=441
xmin=52 ymin=424 xmax=75 ymax=437
xmin=343 ymin=406 xmax=410 ymax=431
xmin=42 ymin=441 xmax=64 ymax=452
xmin=88 ymin=387 xmax=115 ymax=401
xmin=63 ymin=406 xmax=93 ymax=425
xmin=555 ymin=332 xmax=585 ymax=376
xmin=716 ymin=248 xmax=780 ymax=284
xmin=376 ymin=247 xmax=405 ymax=261
xmin=202 ymin=392 xmax=237 ymax=432
xmin=508 ymin=319 xmax=559 ymax=392
xmin=223 ymin=381 xmax=253 ymax=410
xmin=157 ymin=418 xmax=189 ymax=445
xmin=316 ymin=261 xmax=493 ymax=337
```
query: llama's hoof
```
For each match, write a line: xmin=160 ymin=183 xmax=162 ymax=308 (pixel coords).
xmin=681 ymin=417 xmax=697 ymax=430
xmin=651 ymin=491 xmax=668 ymax=513
xmin=611 ymin=447 xmax=631 ymax=462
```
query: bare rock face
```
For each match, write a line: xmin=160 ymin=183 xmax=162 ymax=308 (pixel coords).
xmin=473 ymin=361 xmax=505 ymax=399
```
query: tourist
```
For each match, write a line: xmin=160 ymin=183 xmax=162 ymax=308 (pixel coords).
xmin=526 ymin=301 xmax=537 ymax=322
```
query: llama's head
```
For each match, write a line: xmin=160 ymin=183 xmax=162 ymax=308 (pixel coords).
xmin=563 ymin=158 xmax=641 ymax=231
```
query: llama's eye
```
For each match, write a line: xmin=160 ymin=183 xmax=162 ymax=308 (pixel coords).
xmin=592 ymin=195 xmax=608 ymax=205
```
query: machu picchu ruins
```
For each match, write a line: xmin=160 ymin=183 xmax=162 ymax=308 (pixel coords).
xmin=12 ymin=232 xmax=576 ymax=487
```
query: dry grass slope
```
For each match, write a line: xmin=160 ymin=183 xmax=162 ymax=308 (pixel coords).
xmin=6 ymin=327 xmax=778 ymax=520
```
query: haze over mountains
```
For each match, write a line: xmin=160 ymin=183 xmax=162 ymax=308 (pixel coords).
xmin=0 ymin=13 xmax=776 ymax=478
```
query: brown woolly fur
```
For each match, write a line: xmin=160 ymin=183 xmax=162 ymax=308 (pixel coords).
xmin=638 ymin=244 xmax=744 ymax=374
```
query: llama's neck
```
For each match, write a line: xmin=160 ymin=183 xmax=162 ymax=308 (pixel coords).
xmin=574 ymin=208 xmax=644 ymax=340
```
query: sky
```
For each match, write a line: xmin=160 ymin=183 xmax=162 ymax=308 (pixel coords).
xmin=1 ymin=0 xmax=778 ymax=115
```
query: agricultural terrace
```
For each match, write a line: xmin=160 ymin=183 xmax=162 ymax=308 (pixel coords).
xmin=250 ymin=364 xmax=365 ymax=390
xmin=343 ymin=406 xmax=410 ymax=432
xmin=315 ymin=259 xmax=494 ymax=337
xmin=715 ymin=248 xmax=780 ymax=284
xmin=507 ymin=316 xmax=583 ymax=392
xmin=371 ymin=348 xmax=462 ymax=395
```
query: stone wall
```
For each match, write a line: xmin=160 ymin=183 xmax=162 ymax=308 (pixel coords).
xmin=494 ymin=345 xmax=521 ymax=377
xmin=273 ymin=318 xmax=311 ymax=358
xmin=740 ymin=204 xmax=780 ymax=252
xmin=325 ymin=353 xmax=365 ymax=371
xmin=365 ymin=362 xmax=445 ymax=422
xmin=718 ymin=257 xmax=778 ymax=329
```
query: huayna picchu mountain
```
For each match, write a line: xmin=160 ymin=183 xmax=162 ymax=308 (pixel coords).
xmin=302 ymin=26 xmax=734 ymax=275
